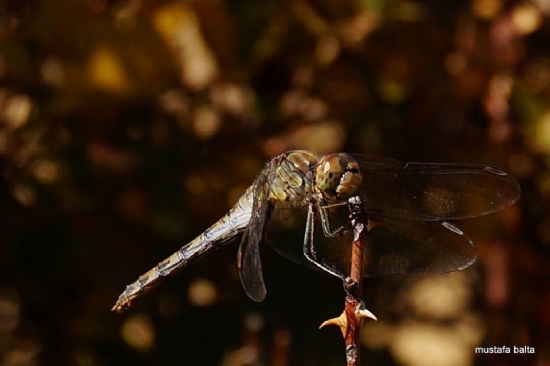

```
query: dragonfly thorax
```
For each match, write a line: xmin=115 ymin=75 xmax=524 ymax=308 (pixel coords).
xmin=315 ymin=153 xmax=361 ymax=202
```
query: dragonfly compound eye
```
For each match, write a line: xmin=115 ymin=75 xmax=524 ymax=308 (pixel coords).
xmin=336 ymin=161 xmax=361 ymax=198
xmin=316 ymin=154 xmax=361 ymax=200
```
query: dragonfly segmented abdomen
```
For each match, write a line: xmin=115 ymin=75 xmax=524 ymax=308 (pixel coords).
xmin=111 ymin=187 xmax=255 ymax=312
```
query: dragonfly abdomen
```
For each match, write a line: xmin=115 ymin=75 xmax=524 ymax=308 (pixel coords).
xmin=112 ymin=188 xmax=254 ymax=312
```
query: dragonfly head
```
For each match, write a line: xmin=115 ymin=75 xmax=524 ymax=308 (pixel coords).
xmin=315 ymin=153 xmax=361 ymax=201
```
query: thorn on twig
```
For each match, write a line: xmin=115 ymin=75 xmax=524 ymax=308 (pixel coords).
xmin=319 ymin=310 xmax=348 ymax=336
xmin=319 ymin=301 xmax=376 ymax=336
xmin=355 ymin=301 xmax=377 ymax=322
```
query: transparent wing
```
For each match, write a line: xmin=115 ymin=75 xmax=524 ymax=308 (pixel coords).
xmin=237 ymin=161 xmax=276 ymax=302
xmin=266 ymin=154 xmax=517 ymax=278
xmin=265 ymin=201 xmax=313 ymax=269
xmin=352 ymin=154 xmax=521 ymax=221
xmin=362 ymin=214 xmax=476 ymax=276
xmin=267 ymin=201 xmax=354 ymax=275
xmin=267 ymin=204 xmax=477 ymax=277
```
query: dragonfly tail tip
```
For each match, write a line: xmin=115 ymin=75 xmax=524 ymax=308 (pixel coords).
xmin=111 ymin=301 xmax=131 ymax=313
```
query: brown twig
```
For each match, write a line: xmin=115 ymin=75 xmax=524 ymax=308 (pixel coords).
xmin=320 ymin=196 xmax=376 ymax=366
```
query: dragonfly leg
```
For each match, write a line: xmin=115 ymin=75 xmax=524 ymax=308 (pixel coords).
xmin=320 ymin=202 xmax=348 ymax=209
xmin=319 ymin=204 xmax=348 ymax=238
xmin=303 ymin=204 xmax=347 ymax=280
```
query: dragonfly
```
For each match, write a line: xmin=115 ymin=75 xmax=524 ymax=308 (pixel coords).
xmin=112 ymin=150 xmax=520 ymax=312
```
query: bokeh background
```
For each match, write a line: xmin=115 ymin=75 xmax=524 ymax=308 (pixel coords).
xmin=0 ymin=0 xmax=547 ymax=365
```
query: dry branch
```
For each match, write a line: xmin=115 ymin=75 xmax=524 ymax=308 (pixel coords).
xmin=320 ymin=196 xmax=376 ymax=366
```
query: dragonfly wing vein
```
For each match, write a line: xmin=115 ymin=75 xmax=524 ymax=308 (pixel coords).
xmin=363 ymin=214 xmax=477 ymax=276
xmin=351 ymin=154 xmax=520 ymax=220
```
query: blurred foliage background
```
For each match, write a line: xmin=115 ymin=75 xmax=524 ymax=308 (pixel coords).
xmin=0 ymin=0 xmax=547 ymax=365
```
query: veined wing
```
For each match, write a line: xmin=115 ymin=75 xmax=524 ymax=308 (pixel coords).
xmin=362 ymin=214 xmax=476 ymax=276
xmin=266 ymin=200 xmax=355 ymax=275
xmin=352 ymin=154 xmax=520 ymax=221
xmin=264 ymin=200 xmax=312 ymax=270
xmin=267 ymin=203 xmax=476 ymax=277
xmin=237 ymin=159 xmax=277 ymax=302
